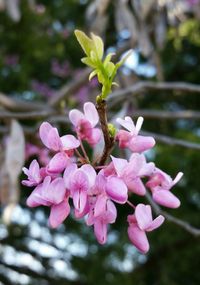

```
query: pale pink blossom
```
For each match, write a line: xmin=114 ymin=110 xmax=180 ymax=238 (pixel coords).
xmin=111 ymin=154 xmax=155 ymax=196
xmin=116 ymin=116 xmax=155 ymax=152
xmin=22 ymin=160 xmax=42 ymax=187
xmin=128 ymin=204 xmax=164 ymax=253
xmin=27 ymin=176 xmax=70 ymax=228
xmin=39 ymin=122 xmax=80 ymax=173
xmin=69 ymin=102 xmax=101 ymax=145
xmin=146 ymin=168 xmax=183 ymax=208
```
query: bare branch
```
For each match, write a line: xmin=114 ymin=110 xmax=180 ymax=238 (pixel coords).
xmin=0 ymin=109 xmax=57 ymax=120
xmin=132 ymin=109 xmax=200 ymax=120
xmin=108 ymin=81 xmax=200 ymax=102
xmin=141 ymin=130 xmax=200 ymax=150
xmin=0 ymin=92 xmax=48 ymax=112
xmin=145 ymin=191 xmax=200 ymax=237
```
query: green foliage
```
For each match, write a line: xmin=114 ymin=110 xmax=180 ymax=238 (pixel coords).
xmin=75 ymin=29 xmax=131 ymax=100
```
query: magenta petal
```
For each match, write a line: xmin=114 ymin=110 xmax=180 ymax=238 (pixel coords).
xmin=84 ymin=102 xmax=99 ymax=127
xmin=146 ymin=215 xmax=165 ymax=232
xmin=126 ymin=178 xmax=146 ymax=196
xmin=47 ymin=152 xmax=68 ymax=174
xmin=94 ymin=219 xmax=107 ymax=245
xmin=135 ymin=204 xmax=152 ymax=230
xmin=60 ymin=135 xmax=80 ymax=150
xmin=153 ymin=190 xmax=181 ymax=208
xmin=129 ymin=136 xmax=155 ymax=152
xmin=128 ymin=224 xmax=149 ymax=254
xmin=70 ymin=170 xmax=89 ymax=194
xmin=106 ymin=176 xmax=128 ymax=204
xmin=49 ymin=199 xmax=70 ymax=228
xmin=39 ymin=122 xmax=52 ymax=148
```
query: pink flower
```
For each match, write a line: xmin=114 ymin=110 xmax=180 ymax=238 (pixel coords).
xmin=146 ymin=168 xmax=183 ymax=208
xmin=116 ymin=116 xmax=155 ymax=152
xmin=87 ymin=194 xmax=117 ymax=244
xmin=69 ymin=102 xmax=101 ymax=145
xmin=64 ymin=163 xmax=96 ymax=214
xmin=111 ymin=154 xmax=155 ymax=196
xmin=22 ymin=160 xmax=42 ymax=187
xmin=27 ymin=176 xmax=70 ymax=228
xmin=128 ymin=204 xmax=165 ymax=253
xmin=39 ymin=122 xmax=80 ymax=173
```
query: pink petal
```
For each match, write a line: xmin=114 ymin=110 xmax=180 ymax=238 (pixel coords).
xmin=49 ymin=198 xmax=70 ymax=228
xmin=126 ymin=178 xmax=146 ymax=196
xmin=80 ymin=164 xmax=96 ymax=188
xmin=72 ymin=190 xmax=87 ymax=213
xmin=129 ymin=136 xmax=155 ymax=152
xmin=94 ymin=195 xmax=107 ymax=218
xmin=146 ymin=215 xmax=165 ymax=232
xmin=44 ymin=177 xmax=66 ymax=205
xmin=104 ymin=200 xmax=117 ymax=224
xmin=70 ymin=170 xmax=89 ymax=194
xmin=111 ymin=155 xmax=128 ymax=177
xmin=69 ymin=109 xmax=84 ymax=126
xmin=26 ymin=184 xmax=51 ymax=207
xmin=94 ymin=219 xmax=107 ymax=245
xmin=87 ymin=128 xmax=101 ymax=145
xmin=135 ymin=204 xmax=152 ymax=230
xmin=83 ymin=102 xmax=99 ymax=127
xmin=60 ymin=135 xmax=80 ymax=150
xmin=153 ymin=190 xmax=181 ymax=208
xmin=116 ymin=116 xmax=135 ymax=132
xmin=29 ymin=160 xmax=41 ymax=182
xmin=47 ymin=152 xmax=68 ymax=174
xmin=63 ymin=163 xmax=77 ymax=189
xmin=47 ymin=128 xmax=62 ymax=151
xmin=106 ymin=176 xmax=128 ymax=204
xmin=39 ymin=122 xmax=52 ymax=148
xmin=128 ymin=224 xmax=149 ymax=254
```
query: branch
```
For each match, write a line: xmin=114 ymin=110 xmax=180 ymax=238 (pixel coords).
xmin=0 ymin=92 xmax=49 ymax=112
xmin=141 ymin=130 xmax=200 ymax=150
xmin=96 ymin=100 xmax=115 ymax=165
xmin=145 ymin=191 xmax=200 ymax=237
xmin=0 ymin=109 xmax=57 ymax=120
xmin=132 ymin=109 xmax=200 ymax=120
xmin=108 ymin=81 xmax=200 ymax=102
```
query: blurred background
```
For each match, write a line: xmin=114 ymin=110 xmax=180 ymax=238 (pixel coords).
xmin=0 ymin=0 xmax=200 ymax=284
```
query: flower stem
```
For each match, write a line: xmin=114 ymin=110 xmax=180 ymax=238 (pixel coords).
xmin=96 ymin=99 xmax=115 ymax=165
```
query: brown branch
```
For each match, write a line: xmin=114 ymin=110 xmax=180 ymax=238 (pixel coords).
xmin=145 ymin=191 xmax=200 ymax=237
xmin=141 ymin=130 xmax=200 ymax=150
xmin=108 ymin=81 xmax=200 ymax=102
xmin=0 ymin=109 xmax=57 ymax=120
xmin=131 ymin=109 xmax=200 ymax=120
xmin=96 ymin=100 xmax=115 ymax=165
xmin=0 ymin=92 xmax=49 ymax=112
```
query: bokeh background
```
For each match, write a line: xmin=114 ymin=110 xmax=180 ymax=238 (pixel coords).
xmin=0 ymin=1 xmax=200 ymax=284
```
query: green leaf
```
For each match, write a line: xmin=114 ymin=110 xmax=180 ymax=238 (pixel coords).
xmin=103 ymin=52 xmax=115 ymax=66
xmin=89 ymin=70 xmax=98 ymax=81
xmin=81 ymin=57 xmax=96 ymax=68
xmin=104 ymin=62 xmax=115 ymax=77
xmin=74 ymin=30 xmax=94 ymax=56
xmin=116 ymin=49 xmax=133 ymax=68
xmin=91 ymin=33 xmax=104 ymax=60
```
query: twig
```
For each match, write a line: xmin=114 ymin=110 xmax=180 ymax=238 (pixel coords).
xmin=0 ymin=109 xmax=57 ymax=119
xmin=145 ymin=191 xmax=200 ymax=237
xmin=96 ymin=100 xmax=115 ymax=165
xmin=131 ymin=109 xmax=200 ymax=120
xmin=108 ymin=81 xmax=200 ymax=102
xmin=141 ymin=130 xmax=200 ymax=150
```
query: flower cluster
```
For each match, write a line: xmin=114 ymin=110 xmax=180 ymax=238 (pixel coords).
xmin=22 ymin=101 xmax=183 ymax=254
